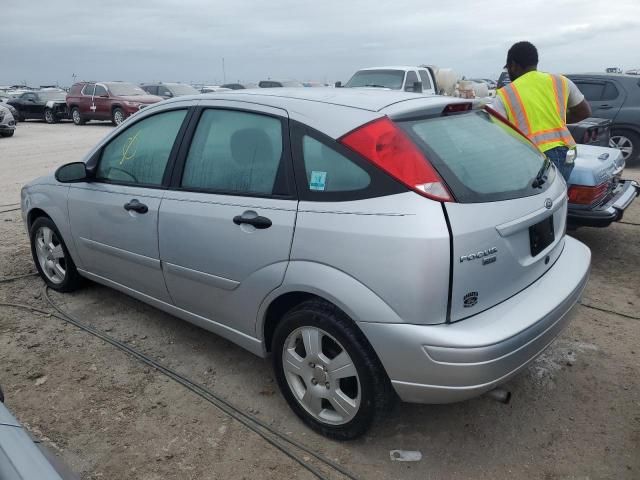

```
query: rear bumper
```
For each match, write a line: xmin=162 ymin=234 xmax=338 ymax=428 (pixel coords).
xmin=568 ymin=180 xmax=640 ymax=228
xmin=359 ymin=236 xmax=591 ymax=404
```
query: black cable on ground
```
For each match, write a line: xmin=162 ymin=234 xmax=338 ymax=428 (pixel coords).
xmin=0 ymin=203 xmax=20 ymax=208
xmin=618 ymin=221 xmax=640 ymax=227
xmin=579 ymin=301 xmax=640 ymax=320
xmin=0 ymin=286 xmax=360 ymax=480
xmin=0 ymin=272 xmax=38 ymax=283
xmin=0 ymin=207 xmax=21 ymax=214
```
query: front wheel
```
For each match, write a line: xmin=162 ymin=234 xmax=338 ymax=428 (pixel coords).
xmin=0 ymin=130 xmax=14 ymax=137
xmin=71 ymin=107 xmax=86 ymax=125
xmin=272 ymin=299 xmax=394 ymax=440
xmin=30 ymin=217 xmax=83 ymax=292
xmin=44 ymin=108 xmax=58 ymax=124
xmin=112 ymin=108 xmax=126 ymax=126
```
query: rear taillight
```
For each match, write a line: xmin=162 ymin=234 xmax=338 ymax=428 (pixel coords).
xmin=339 ymin=117 xmax=453 ymax=202
xmin=568 ymin=183 xmax=609 ymax=205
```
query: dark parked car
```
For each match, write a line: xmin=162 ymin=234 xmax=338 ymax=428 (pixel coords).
xmin=7 ymin=90 xmax=68 ymax=123
xmin=567 ymin=73 xmax=640 ymax=166
xmin=258 ymin=80 xmax=304 ymax=88
xmin=140 ymin=82 xmax=200 ymax=99
xmin=221 ymin=83 xmax=246 ymax=90
xmin=66 ymin=82 xmax=162 ymax=126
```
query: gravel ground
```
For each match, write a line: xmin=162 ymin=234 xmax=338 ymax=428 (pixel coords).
xmin=0 ymin=121 xmax=638 ymax=480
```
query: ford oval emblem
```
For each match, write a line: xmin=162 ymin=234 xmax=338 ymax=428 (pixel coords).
xmin=544 ymin=198 xmax=553 ymax=209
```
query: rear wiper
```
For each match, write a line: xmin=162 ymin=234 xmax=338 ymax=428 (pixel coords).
xmin=532 ymin=157 xmax=551 ymax=188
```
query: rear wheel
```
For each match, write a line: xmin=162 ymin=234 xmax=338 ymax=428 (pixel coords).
xmin=0 ymin=131 xmax=14 ymax=137
xmin=43 ymin=108 xmax=58 ymax=124
xmin=272 ymin=299 xmax=394 ymax=440
xmin=30 ymin=217 xmax=83 ymax=292
xmin=71 ymin=107 xmax=86 ymax=125
xmin=610 ymin=129 xmax=639 ymax=167
xmin=112 ymin=108 xmax=125 ymax=126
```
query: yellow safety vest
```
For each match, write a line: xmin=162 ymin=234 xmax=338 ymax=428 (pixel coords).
xmin=497 ymin=71 xmax=576 ymax=153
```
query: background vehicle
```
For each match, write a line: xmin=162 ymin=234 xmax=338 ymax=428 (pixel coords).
xmin=0 ymin=104 xmax=16 ymax=137
xmin=220 ymin=83 xmax=246 ymax=90
xmin=141 ymin=82 xmax=200 ymax=98
xmin=0 ymin=96 xmax=20 ymax=122
xmin=0 ymin=385 xmax=79 ymax=479
xmin=66 ymin=82 xmax=162 ymax=126
xmin=567 ymin=73 xmax=640 ymax=166
xmin=258 ymin=80 xmax=304 ymax=88
xmin=7 ymin=90 xmax=68 ymax=123
xmin=497 ymin=70 xmax=511 ymax=89
xmin=23 ymin=90 xmax=590 ymax=440
xmin=200 ymin=85 xmax=232 ymax=93
xmin=342 ymin=66 xmax=436 ymax=94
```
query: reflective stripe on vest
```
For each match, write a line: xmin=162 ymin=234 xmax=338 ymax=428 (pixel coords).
xmin=497 ymin=72 xmax=576 ymax=152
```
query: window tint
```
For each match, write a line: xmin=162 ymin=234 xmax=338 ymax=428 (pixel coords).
xmin=399 ymin=111 xmax=551 ymax=203
xmin=302 ymin=136 xmax=370 ymax=192
xmin=601 ymin=82 xmax=619 ymax=101
xmin=404 ymin=71 xmax=419 ymax=92
xmin=182 ymin=109 xmax=284 ymax=195
xmin=82 ymin=84 xmax=95 ymax=96
xmin=97 ymin=110 xmax=187 ymax=186
xmin=418 ymin=70 xmax=432 ymax=90
xmin=575 ymin=82 xmax=604 ymax=101
xmin=143 ymin=85 xmax=158 ymax=95
xmin=93 ymin=85 xmax=107 ymax=97
xmin=158 ymin=86 xmax=170 ymax=96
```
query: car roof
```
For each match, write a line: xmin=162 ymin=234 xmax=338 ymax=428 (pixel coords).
xmin=566 ymin=72 xmax=640 ymax=79
xmin=152 ymin=88 xmax=466 ymax=138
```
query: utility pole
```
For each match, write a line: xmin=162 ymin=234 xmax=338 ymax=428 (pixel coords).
xmin=222 ymin=57 xmax=226 ymax=84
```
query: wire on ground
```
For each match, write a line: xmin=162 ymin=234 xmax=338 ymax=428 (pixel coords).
xmin=0 ymin=272 xmax=38 ymax=283
xmin=0 ymin=207 xmax=21 ymax=214
xmin=0 ymin=285 xmax=360 ymax=480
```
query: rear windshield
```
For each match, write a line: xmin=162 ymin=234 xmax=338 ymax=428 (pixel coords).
xmin=38 ymin=91 xmax=66 ymax=101
xmin=398 ymin=110 xmax=553 ymax=203
xmin=169 ymin=84 xmax=199 ymax=95
xmin=345 ymin=70 xmax=405 ymax=90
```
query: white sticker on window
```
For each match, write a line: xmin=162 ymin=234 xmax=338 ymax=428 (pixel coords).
xmin=309 ymin=171 xmax=327 ymax=191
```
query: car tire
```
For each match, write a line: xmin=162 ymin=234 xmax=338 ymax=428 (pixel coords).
xmin=43 ymin=108 xmax=58 ymax=124
xmin=112 ymin=108 xmax=126 ymax=126
xmin=272 ymin=299 xmax=395 ymax=440
xmin=610 ymin=129 xmax=640 ymax=167
xmin=0 ymin=131 xmax=14 ymax=137
xmin=30 ymin=217 xmax=83 ymax=292
xmin=71 ymin=107 xmax=86 ymax=125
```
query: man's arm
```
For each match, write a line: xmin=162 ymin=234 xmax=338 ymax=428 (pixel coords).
xmin=565 ymin=78 xmax=591 ymax=124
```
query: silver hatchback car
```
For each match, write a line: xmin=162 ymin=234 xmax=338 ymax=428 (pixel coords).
xmin=22 ymin=89 xmax=591 ymax=439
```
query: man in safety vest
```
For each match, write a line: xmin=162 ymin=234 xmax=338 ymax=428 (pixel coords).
xmin=492 ymin=41 xmax=591 ymax=182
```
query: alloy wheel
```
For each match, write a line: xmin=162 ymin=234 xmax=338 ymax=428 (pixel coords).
xmin=44 ymin=109 xmax=54 ymax=123
xmin=34 ymin=226 xmax=66 ymax=284
xmin=609 ymin=135 xmax=633 ymax=161
xmin=114 ymin=110 xmax=125 ymax=125
xmin=72 ymin=109 xmax=81 ymax=124
xmin=282 ymin=326 xmax=361 ymax=425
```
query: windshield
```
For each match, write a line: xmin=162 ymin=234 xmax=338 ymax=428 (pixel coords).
xmin=345 ymin=70 xmax=405 ymax=89
xmin=398 ymin=110 xmax=552 ymax=203
xmin=169 ymin=84 xmax=199 ymax=95
xmin=38 ymin=91 xmax=66 ymax=101
xmin=106 ymin=83 xmax=147 ymax=96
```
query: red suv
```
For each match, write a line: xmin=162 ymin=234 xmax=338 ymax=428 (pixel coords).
xmin=66 ymin=82 xmax=162 ymax=126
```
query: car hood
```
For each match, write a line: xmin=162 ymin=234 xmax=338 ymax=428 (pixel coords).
xmin=570 ymin=144 xmax=625 ymax=186
xmin=118 ymin=95 xmax=162 ymax=104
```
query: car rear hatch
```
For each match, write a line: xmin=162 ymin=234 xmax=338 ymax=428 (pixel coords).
xmin=394 ymin=108 xmax=568 ymax=322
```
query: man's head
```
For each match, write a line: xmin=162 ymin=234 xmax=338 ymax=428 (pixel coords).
xmin=505 ymin=41 xmax=538 ymax=81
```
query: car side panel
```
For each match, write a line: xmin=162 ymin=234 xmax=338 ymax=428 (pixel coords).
xmin=290 ymin=192 xmax=451 ymax=325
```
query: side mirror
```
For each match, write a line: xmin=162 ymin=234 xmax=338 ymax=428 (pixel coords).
xmin=335 ymin=81 xmax=342 ymax=88
xmin=55 ymin=162 xmax=89 ymax=183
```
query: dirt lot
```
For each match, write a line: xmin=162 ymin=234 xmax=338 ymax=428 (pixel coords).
xmin=1 ymin=121 xmax=638 ymax=479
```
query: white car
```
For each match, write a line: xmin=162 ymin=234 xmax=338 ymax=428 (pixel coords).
xmin=342 ymin=66 xmax=437 ymax=95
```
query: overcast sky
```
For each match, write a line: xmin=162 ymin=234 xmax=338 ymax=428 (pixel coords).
xmin=1 ymin=0 xmax=637 ymax=86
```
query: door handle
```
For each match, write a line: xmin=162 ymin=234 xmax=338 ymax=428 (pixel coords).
xmin=233 ymin=212 xmax=272 ymax=229
xmin=124 ymin=199 xmax=148 ymax=214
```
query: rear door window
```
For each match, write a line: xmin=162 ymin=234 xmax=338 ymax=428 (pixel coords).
xmin=82 ymin=84 xmax=95 ymax=96
xmin=93 ymin=85 xmax=107 ymax=97
xmin=181 ymin=109 xmax=288 ymax=196
xmin=398 ymin=110 xmax=552 ymax=203
xmin=601 ymin=82 xmax=619 ymax=100
xmin=574 ymin=81 xmax=604 ymax=101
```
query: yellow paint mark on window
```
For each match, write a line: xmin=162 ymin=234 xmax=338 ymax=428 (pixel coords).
xmin=120 ymin=131 xmax=140 ymax=165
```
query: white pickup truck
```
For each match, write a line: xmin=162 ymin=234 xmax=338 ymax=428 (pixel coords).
xmin=340 ymin=66 xmax=437 ymax=95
